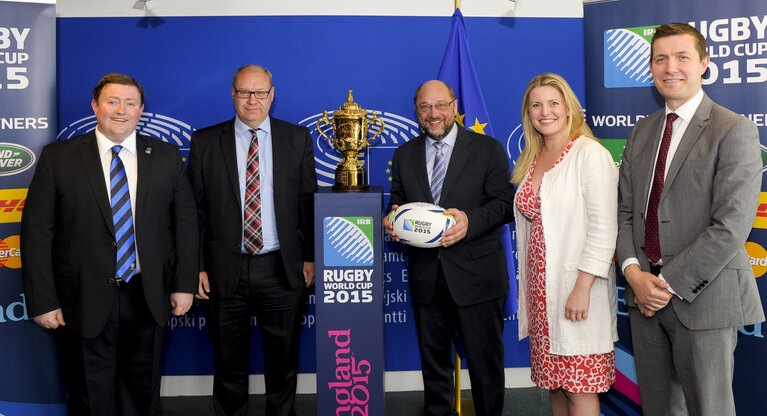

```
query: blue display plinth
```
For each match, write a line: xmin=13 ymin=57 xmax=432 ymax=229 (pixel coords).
xmin=314 ymin=187 xmax=385 ymax=416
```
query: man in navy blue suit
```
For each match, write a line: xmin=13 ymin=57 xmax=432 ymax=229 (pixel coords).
xmin=384 ymin=80 xmax=515 ymax=416
xmin=22 ymin=73 xmax=198 ymax=416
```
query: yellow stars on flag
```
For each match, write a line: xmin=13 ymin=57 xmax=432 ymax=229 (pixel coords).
xmin=455 ymin=113 xmax=466 ymax=127
xmin=387 ymin=160 xmax=392 ymax=182
xmin=455 ymin=113 xmax=488 ymax=134
xmin=469 ymin=118 xmax=487 ymax=134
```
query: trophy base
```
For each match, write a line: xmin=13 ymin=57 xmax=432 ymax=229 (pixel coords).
xmin=333 ymin=169 xmax=368 ymax=192
xmin=332 ymin=184 xmax=370 ymax=192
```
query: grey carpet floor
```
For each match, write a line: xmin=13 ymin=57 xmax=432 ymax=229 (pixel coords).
xmin=161 ymin=387 xmax=553 ymax=415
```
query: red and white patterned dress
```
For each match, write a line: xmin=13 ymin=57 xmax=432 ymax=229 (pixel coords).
xmin=516 ymin=140 xmax=615 ymax=393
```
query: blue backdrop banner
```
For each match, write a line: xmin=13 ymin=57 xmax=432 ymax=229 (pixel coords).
xmin=51 ymin=15 xmax=585 ymax=382
xmin=584 ymin=1 xmax=767 ymax=414
xmin=0 ymin=1 xmax=65 ymax=415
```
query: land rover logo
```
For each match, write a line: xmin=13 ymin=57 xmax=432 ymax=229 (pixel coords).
xmin=0 ymin=143 xmax=35 ymax=176
xmin=761 ymin=144 xmax=767 ymax=173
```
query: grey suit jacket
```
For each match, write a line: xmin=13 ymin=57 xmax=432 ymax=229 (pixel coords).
xmin=617 ymin=93 xmax=764 ymax=330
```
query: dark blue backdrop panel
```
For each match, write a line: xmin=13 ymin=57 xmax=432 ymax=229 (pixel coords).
xmin=56 ymin=15 xmax=585 ymax=375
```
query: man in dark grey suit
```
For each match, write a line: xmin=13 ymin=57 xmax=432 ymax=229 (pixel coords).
xmin=617 ymin=23 xmax=764 ymax=415
xmin=384 ymin=80 xmax=515 ymax=416
xmin=188 ymin=65 xmax=317 ymax=416
xmin=22 ymin=73 xmax=199 ymax=415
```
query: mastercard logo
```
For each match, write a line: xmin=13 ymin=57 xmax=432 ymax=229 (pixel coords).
xmin=0 ymin=235 xmax=21 ymax=269
xmin=745 ymin=241 xmax=767 ymax=278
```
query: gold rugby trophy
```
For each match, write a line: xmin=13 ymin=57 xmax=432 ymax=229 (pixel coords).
xmin=317 ymin=90 xmax=384 ymax=191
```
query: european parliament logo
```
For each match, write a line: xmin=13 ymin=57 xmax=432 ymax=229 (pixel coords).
xmin=323 ymin=216 xmax=375 ymax=266
xmin=604 ymin=26 xmax=658 ymax=88
xmin=57 ymin=113 xmax=194 ymax=161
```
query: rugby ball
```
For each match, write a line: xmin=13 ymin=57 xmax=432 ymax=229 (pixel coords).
xmin=388 ymin=202 xmax=456 ymax=248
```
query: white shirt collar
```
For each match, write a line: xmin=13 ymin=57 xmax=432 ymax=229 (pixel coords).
xmin=665 ymin=89 xmax=704 ymax=123
xmin=95 ymin=128 xmax=138 ymax=156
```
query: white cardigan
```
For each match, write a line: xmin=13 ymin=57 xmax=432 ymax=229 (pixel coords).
xmin=514 ymin=136 xmax=619 ymax=356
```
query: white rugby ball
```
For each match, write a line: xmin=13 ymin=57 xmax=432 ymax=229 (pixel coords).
xmin=388 ymin=202 xmax=456 ymax=248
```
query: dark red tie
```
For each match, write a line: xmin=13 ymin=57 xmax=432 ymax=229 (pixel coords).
xmin=645 ymin=112 xmax=678 ymax=264
xmin=244 ymin=128 xmax=262 ymax=254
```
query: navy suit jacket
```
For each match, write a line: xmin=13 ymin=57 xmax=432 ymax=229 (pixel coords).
xmin=187 ymin=117 xmax=317 ymax=297
xmin=387 ymin=126 xmax=515 ymax=306
xmin=21 ymin=132 xmax=199 ymax=338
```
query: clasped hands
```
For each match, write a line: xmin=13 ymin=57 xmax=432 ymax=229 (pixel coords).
xmin=624 ymin=263 xmax=673 ymax=317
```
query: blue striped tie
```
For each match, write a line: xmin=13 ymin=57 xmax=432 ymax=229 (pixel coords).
xmin=110 ymin=145 xmax=136 ymax=282
xmin=430 ymin=141 xmax=447 ymax=205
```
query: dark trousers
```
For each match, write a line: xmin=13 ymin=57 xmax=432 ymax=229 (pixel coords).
xmin=208 ymin=251 xmax=308 ymax=416
xmin=412 ymin=265 xmax=505 ymax=416
xmin=57 ymin=274 xmax=165 ymax=416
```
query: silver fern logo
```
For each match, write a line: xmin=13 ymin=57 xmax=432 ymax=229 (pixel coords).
xmin=57 ymin=113 xmax=193 ymax=161
xmin=323 ymin=216 xmax=374 ymax=266
xmin=604 ymin=26 xmax=657 ymax=88
xmin=299 ymin=110 xmax=420 ymax=187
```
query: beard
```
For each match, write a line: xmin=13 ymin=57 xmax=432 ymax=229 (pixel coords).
xmin=421 ymin=117 xmax=455 ymax=141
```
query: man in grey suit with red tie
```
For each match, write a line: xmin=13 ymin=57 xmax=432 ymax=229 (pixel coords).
xmin=384 ymin=80 xmax=515 ymax=416
xmin=21 ymin=73 xmax=199 ymax=415
xmin=617 ymin=23 xmax=764 ymax=415
xmin=188 ymin=65 xmax=317 ymax=416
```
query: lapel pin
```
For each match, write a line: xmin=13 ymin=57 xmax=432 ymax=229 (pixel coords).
xmin=145 ymin=147 xmax=152 ymax=155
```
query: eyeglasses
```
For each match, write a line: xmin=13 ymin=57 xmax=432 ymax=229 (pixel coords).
xmin=234 ymin=86 xmax=273 ymax=99
xmin=417 ymin=99 xmax=456 ymax=113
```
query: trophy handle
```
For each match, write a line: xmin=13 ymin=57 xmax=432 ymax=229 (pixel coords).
xmin=368 ymin=111 xmax=385 ymax=144
xmin=316 ymin=110 xmax=332 ymax=144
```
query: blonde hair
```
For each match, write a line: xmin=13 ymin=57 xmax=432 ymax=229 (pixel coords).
xmin=511 ymin=73 xmax=597 ymax=184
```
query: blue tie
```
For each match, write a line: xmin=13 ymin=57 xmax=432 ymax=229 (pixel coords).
xmin=430 ymin=141 xmax=447 ymax=205
xmin=110 ymin=145 xmax=136 ymax=282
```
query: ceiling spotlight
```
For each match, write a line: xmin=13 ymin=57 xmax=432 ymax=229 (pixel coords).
xmin=132 ymin=0 xmax=149 ymax=10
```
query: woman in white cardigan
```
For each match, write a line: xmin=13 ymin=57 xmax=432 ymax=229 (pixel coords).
xmin=512 ymin=73 xmax=618 ymax=416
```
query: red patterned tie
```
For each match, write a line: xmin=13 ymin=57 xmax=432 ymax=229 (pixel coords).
xmin=244 ymin=128 xmax=263 ymax=254
xmin=644 ymin=112 xmax=678 ymax=264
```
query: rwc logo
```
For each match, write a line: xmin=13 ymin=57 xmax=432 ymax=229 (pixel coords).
xmin=604 ymin=25 xmax=658 ymax=88
xmin=57 ymin=112 xmax=194 ymax=162
xmin=323 ymin=216 xmax=374 ymax=267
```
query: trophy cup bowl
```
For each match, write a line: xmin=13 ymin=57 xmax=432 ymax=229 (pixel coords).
xmin=317 ymin=90 xmax=384 ymax=191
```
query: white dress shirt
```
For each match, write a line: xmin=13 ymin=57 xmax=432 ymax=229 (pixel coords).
xmin=621 ymin=88 xmax=705 ymax=297
xmin=95 ymin=128 xmax=141 ymax=273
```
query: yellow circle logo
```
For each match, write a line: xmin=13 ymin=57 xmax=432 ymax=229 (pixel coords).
xmin=0 ymin=235 xmax=21 ymax=269
xmin=745 ymin=241 xmax=767 ymax=278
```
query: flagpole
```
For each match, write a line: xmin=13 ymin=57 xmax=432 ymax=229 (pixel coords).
xmin=454 ymin=0 xmax=460 ymax=10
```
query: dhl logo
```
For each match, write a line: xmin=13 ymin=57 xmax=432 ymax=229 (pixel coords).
xmin=0 ymin=235 xmax=20 ymax=269
xmin=0 ymin=188 xmax=26 ymax=224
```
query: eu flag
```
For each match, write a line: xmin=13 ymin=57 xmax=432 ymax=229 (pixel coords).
xmin=437 ymin=8 xmax=518 ymax=316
